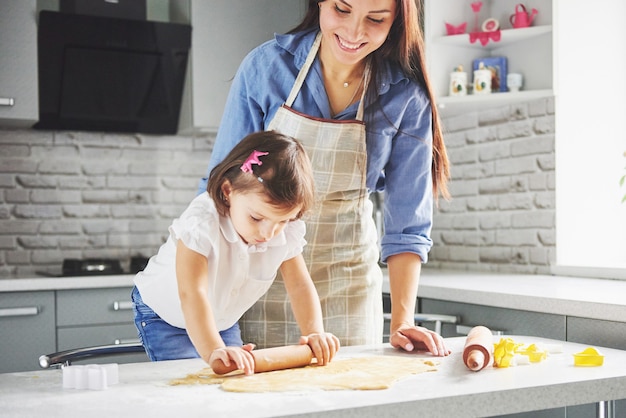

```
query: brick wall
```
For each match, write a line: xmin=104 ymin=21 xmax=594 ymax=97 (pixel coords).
xmin=0 ymin=128 xmax=215 ymax=277
xmin=428 ymin=97 xmax=556 ymax=274
xmin=0 ymin=97 xmax=555 ymax=277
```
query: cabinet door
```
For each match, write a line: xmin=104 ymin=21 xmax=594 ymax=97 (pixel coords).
xmin=0 ymin=0 xmax=38 ymax=127
xmin=55 ymin=287 xmax=148 ymax=365
xmin=57 ymin=287 xmax=135 ymax=327
xmin=173 ymin=0 xmax=306 ymax=132
xmin=57 ymin=324 xmax=147 ymax=365
xmin=565 ymin=318 xmax=626 ymax=418
xmin=420 ymin=298 xmax=566 ymax=339
xmin=567 ymin=317 xmax=626 ymax=349
xmin=0 ymin=291 xmax=56 ymax=373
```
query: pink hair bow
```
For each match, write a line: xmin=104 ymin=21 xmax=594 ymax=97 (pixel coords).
xmin=240 ymin=150 xmax=269 ymax=173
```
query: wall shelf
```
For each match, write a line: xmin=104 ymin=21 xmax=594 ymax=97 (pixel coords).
xmin=425 ymin=0 xmax=554 ymax=117
xmin=437 ymin=89 xmax=553 ymax=117
xmin=436 ymin=25 xmax=552 ymax=49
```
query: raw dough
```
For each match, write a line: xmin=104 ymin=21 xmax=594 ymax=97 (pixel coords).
xmin=170 ymin=356 xmax=438 ymax=392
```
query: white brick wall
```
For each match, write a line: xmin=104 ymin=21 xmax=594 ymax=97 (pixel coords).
xmin=0 ymin=97 xmax=556 ymax=277
xmin=0 ymin=128 xmax=215 ymax=277
xmin=429 ymin=97 xmax=556 ymax=274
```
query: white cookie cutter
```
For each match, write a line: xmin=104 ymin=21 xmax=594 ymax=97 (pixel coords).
xmin=62 ymin=364 xmax=119 ymax=390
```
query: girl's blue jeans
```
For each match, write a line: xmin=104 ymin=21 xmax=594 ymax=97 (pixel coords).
xmin=131 ymin=286 xmax=243 ymax=361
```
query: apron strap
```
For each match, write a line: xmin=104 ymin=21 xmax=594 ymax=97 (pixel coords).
xmin=356 ymin=63 xmax=371 ymax=121
xmin=285 ymin=32 xmax=370 ymax=122
xmin=284 ymin=33 xmax=321 ymax=108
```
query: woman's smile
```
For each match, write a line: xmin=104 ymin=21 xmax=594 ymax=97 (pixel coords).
xmin=335 ymin=34 xmax=366 ymax=52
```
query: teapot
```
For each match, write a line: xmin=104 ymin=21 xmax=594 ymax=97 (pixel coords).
xmin=510 ymin=4 xmax=538 ymax=28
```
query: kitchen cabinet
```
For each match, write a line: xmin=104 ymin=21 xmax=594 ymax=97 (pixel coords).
xmin=567 ymin=317 xmax=626 ymax=350
xmin=419 ymin=298 xmax=566 ymax=339
xmin=56 ymin=287 xmax=147 ymax=366
xmin=0 ymin=291 xmax=56 ymax=373
xmin=170 ymin=0 xmax=306 ymax=133
xmin=0 ymin=286 xmax=146 ymax=372
xmin=565 ymin=318 xmax=626 ymax=418
xmin=424 ymin=0 xmax=553 ymax=117
xmin=0 ymin=0 xmax=38 ymax=127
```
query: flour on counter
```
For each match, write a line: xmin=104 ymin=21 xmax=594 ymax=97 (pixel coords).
xmin=170 ymin=356 xmax=438 ymax=392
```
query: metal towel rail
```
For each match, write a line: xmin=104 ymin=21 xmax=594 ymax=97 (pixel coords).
xmin=383 ymin=312 xmax=458 ymax=335
xmin=39 ymin=342 xmax=146 ymax=369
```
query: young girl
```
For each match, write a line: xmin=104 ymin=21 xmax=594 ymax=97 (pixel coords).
xmin=132 ymin=131 xmax=339 ymax=375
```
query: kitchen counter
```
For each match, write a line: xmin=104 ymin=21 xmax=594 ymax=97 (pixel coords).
xmin=1 ymin=336 xmax=625 ymax=418
xmin=3 ymin=270 xmax=626 ymax=323
xmin=430 ymin=271 xmax=626 ymax=322
xmin=384 ymin=270 xmax=626 ymax=323
xmin=0 ymin=274 xmax=135 ymax=292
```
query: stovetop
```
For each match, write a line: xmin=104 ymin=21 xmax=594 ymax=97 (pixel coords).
xmin=36 ymin=257 xmax=148 ymax=277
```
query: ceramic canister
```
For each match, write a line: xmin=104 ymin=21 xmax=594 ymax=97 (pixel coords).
xmin=473 ymin=66 xmax=492 ymax=94
xmin=449 ymin=71 xmax=468 ymax=96
xmin=507 ymin=73 xmax=523 ymax=92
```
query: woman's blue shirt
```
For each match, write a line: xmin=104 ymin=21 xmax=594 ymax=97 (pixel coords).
xmin=199 ymin=30 xmax=434 ymax=262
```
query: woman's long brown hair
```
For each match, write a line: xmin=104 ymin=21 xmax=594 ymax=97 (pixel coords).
xmin=290 ymin=0 xmax=450 ymax=201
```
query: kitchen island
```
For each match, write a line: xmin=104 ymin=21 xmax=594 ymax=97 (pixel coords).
xmin=1 ymin=336 xmax=625 ymax=418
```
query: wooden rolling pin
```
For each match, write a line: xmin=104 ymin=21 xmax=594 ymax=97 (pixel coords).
xmin=462 ymin=325 xmax=494 ymax=372
xmin=211 ymin=344 xmax=313 ymax=375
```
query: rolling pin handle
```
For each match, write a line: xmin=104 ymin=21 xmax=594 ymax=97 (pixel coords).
xmin=211 ymin=359 xmax=239 ymax=375
xmin=462 ymin=326 xmax=494 ymax=372
xmin=466 ymin=349 xmax=485 ymax=371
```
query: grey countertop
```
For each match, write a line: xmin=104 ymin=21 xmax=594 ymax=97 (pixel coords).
xmin=2 ymin=269 xmax=626 ymax=323
xmin=0 ymin=274 xmax=135 ymax=292
xmin=402 ymin=270 xmax=626 ymax=323
xmin=1 ymin=337 xmax=625 ymax=418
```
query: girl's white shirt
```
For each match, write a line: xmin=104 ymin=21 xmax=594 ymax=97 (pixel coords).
xmin=134 ymin=192 xmax=306 ymax=330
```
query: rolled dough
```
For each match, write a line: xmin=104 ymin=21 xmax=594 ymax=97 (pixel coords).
xmin=170 ymin=356 xmax=438 ymax=392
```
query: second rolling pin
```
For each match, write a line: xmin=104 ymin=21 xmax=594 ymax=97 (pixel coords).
xmin=463 ymin=325 xmax=494 ymax=371
xmin=211 ymin=344 xmax=313 ymax=375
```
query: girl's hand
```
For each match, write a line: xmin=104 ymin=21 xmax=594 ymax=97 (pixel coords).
xmin=390 ymin=324 xmax=451 ymax=357
xmin=299 ymin=332 xmax=340 ymax=366
xmin=208 ymin=343 xmax=256 ymax=375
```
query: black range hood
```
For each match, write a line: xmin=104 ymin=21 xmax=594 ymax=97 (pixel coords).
xmin=34 ymin=11 xmax=191 ymax=135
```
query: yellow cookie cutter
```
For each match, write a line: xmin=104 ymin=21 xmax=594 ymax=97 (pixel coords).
xmin=517 ymin=343 xmax=547 ymax=363
xmin=573 ymin=347 xmax=604 ymax=367
xmin=493 ymin=338 xmax=523 ymax=368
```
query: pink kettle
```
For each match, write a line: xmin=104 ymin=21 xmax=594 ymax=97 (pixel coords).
xmin=510 ymin=4 xmax=538 ymax=28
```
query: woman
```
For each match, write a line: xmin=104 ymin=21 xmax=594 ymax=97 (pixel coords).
xmin=198 ymin=0 xmax=451 ymax=356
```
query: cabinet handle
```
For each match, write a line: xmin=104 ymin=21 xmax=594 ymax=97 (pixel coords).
xmin=456 ymin=325 xmax=505 ymax=336
xmin=383 ymin=313 xmax=457 ymax=334
xmin=112 ymin=300 xmax=133 ymax=311
xmin=114 ymin=338 xmax=141 ymax=345
xmin=0 ymin=306 xmax=39 ymax=317
xmin=0 ymin=97 xmax=15 ymax=107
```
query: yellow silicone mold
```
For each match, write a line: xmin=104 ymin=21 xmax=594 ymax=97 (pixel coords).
xmin=573 ymin=347 xmax=604 ymax=367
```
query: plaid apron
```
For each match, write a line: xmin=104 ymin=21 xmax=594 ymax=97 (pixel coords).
xmin=239 ymin=33 xmax=383 ymax=347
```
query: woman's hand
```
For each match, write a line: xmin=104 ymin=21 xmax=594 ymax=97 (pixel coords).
xmin=208 ymin=343 xmax=256 ymax=375
xmin=390 ymin=324 xmax=451 ymax=357
xmin=299 ymin=332 xmax=340 ymax=366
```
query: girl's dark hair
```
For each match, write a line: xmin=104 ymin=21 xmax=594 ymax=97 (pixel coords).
xmin=207 ymin=131 xmax=315 ymax=217
xmin=289 ymin=0 xmax=450 ymax=202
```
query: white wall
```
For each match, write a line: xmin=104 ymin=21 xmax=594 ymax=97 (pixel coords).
xmin=554 ymin=0 xmax=626 ymax=273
